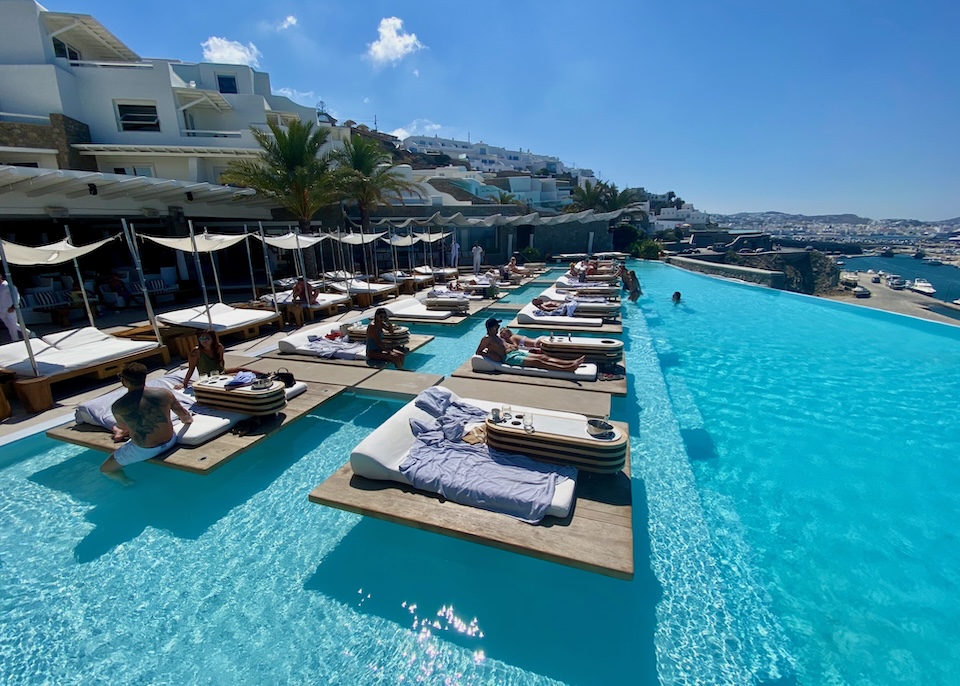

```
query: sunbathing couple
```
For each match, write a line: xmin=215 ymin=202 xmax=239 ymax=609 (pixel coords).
xmin=477 ymin=317 xmax=584 ymax=371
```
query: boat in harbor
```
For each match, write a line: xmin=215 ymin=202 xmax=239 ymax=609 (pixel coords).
xmin=908 ymin=278 xmax=937 ymax=296
xmin=923 ymin=258 xmax=943 ymax=266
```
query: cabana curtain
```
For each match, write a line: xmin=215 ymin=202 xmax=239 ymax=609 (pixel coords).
xmin=141 ymin=233 xmax=248 ymax=253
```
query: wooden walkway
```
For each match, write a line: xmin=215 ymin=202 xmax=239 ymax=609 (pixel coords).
xmin=308 ymin=421 xmax=633 ymax=580
xmin=46 ymin=384 xmax=345 ymax=474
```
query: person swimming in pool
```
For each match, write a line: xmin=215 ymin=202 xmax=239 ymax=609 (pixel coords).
xmin=101 ymin=362 xmax=192 ymax=483
xmin=672 ymin=291 xmax=682 ymax=304
xmin=366 ymin=308 xmax=405 ymax=368
xmin=477 ymin=318 xmax=584 ymax=371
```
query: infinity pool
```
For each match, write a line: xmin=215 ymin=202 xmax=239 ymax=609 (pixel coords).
xmin=1 ymin=262 xmax=958 ymax=684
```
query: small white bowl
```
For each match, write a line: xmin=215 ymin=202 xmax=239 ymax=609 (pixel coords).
xmin=586 ymin=419 xmax=614 ymax=436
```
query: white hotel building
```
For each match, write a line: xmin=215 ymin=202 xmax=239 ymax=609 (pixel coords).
xmin=0 ymin=0 xmax=348 ymax=225
xmin=402 ymin=134 xmax=568 ymax=176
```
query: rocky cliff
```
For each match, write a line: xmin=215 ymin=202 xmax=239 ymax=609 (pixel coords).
xmin=725 ymin=251 xmax=839 ymax=294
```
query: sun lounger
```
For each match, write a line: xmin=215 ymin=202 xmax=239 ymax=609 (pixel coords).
xmin=326 ymin=279 xmax=398 ymax=306
xmin=277 ymin=320 xmax=367 ymax=359
xmin=385 ymin=298 xmax=454 ymax=321
xmin=157 ymin=302 xmax=280 ymax=333
xmin=516 ymin=303 xmax=604 ymax=328
xmin=470 ymin=354 xmax=598 ymax=381
xmin=539 ymin=288 xmax=621 ymax=317
xmin=259 ymin=290 xmax=349 ymax=309
xmin=349 ymin=390 xmax=578 ymax=519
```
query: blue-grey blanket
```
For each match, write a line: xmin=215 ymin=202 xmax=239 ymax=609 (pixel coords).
xmin=534 ymin=302 xmax=579 ymax=317
xmin=399 ymin=387 xmax=576 ymax=523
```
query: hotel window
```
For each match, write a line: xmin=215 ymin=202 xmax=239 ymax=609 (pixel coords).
xmin=116 ymin=102 xmax=160 ymax=132
xmin=112 ymin=166 xmax=155 ymax=177
xmin=217 ymin=74 xmax=238 ymax=94
xmin=52 ymin=37 xmax=82 ymax=62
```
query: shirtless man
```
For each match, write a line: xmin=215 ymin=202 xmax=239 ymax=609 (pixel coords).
xmin=100 ymin=362 xmax=192 ymax=482
xmin=477 ymin=318 xmax=584 ymax=371
xmin=291 ymin=277 xmax=319 ymax=304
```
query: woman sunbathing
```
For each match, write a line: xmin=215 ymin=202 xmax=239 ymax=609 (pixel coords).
xmin=498 ymin=327 xmax=541 ymax=350
xmin=175 ymin=330 xmax=249 ymax=388
xmin=507 ymin=257 xmax=528 ymax=274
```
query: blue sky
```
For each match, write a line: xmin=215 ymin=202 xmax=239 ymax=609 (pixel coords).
xmin=42 ymin=0 xmax=960 ymax=221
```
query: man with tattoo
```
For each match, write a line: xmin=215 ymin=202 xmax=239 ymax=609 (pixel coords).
xmin=99 ymin=362 xmax=192 ymax=481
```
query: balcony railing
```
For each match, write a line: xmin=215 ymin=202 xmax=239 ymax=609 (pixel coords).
xmin=181 ymin=129 xmax=243 ymax=139
xmin=59 ymin=59 xmax=153 ymax=69
xmin=0 ymin=112 xmax=50 ymax=125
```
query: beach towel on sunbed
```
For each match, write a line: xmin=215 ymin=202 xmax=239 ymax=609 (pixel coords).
xmin=400 ymin=387 xmax=575 ymax=523
xmin=534 ymin=302 xmax=579 ymax=317
xmin=304 ymin=336 xmax=366 ymax=360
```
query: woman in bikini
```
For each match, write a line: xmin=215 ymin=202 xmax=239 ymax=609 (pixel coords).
xmin=366 ymin=308 xmax=405 ymax=369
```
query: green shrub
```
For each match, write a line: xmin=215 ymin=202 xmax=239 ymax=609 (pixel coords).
xmin=520 ymin=246 xmax=541 ymax=260
xmin=630 ymin=239 xmax=661 ymax=260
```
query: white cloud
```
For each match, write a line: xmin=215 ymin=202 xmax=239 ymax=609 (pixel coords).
xmin=274 ymin=87 xmax=317 ymax=107
xmin=412 ymin=68 xmax=419 ymax=77
xmin=366 ymin=17 xmax=424 ymax=66
xmin=363 ymin=97 xmax=370 ymax=104
xmin=278 ymin=15 xmax=297 ymax=31
xmin=201 ymin=37 xmax=262 ymax=67
xmin=390 ymin=118 xmax=443 ymax=141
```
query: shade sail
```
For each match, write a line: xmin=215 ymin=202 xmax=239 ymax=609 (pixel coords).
xmin=1 ymin=235 xmax=118 ymax=266
xmin=381 ymin=234 xmax=422 ymax=247
xmin=412 ymin=230 xmax=451 ymax=243
xmin=364 ymin=206 xmax=631 ymax=229
xmin=330 ymin=231 xmax=387 ymax=245
xmin=252 ymin=232 xmax=327 ymax=250
xmin=141 ymin=232 xmax=248 ymax=253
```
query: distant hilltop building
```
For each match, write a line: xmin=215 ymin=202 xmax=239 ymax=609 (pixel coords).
xmin=402 ymin=134 xmax=568 ymax=176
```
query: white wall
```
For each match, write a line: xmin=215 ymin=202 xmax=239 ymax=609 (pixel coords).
xmin=0 ymin=0 xmax=46 ymax=64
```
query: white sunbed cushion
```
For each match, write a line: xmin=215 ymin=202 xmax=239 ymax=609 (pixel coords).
xmin=277 ymin=320 xmax=357 ymax=354
xmin=350 ymin=393 xmax=582 ymax=518
xmin=157 ymin=302 xmax=276 ymax=331
xmin=385 ymin=298 xmax=452 ymax=320
xmin=470 ymin=355 xmax=598 ymax=381
xmin=516 ymin=303 xmax=603 ymax=328
xmin=328 ymin=280 xmax=396 ymax=295
xmin=0 ymin=338 xmax=54 ymax=370
xmin=41 ymin=326 xmax=112 ymax=348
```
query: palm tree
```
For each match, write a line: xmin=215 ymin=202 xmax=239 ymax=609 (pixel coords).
xmin=602 ymin=184 xmax=638 ymax=211
xmin=495 ymin=190 xmax=518 ymax=205
xmin=331 ymin=135 xmax=423 ymax=277
xmin=566 ymin=179 xmax=609 ymax=212
xmin=221 ymin=120 xmax=336 ymax=276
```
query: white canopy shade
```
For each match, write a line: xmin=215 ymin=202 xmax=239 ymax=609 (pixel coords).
xmin=1 ymin=235 xmax=119 ymax=266
xmin=330 ymin=231 xmax=387 ymax=245
xmin=142 ymin=232 xmax=248 ymax=253
xmin=413 ymin=230 xmax=452 ymax=243
xmin=366 ymin=207 xmax=633 ymax=229
xmin=381 ymin=234 xmax=422 ymax=247
xmin=252 ymin=232 xmax=327 ymax=250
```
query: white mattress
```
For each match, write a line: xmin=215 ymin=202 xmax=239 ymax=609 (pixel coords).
xmin=259 ymin=290 xmax=350 ymax=309
xmin=553 ymin=275 xmax=619 ymax=291
xmin=470 ymin=354 xmax=598 ymax=381
xmin=157 ymin=302 xmax=277 ymax=331
xmin=277 ymin=318 xmax=364 ymax=354
xmin=539 ymin=288 xmax=621 ymax=316
xmin=516 ymin=303 xmax=603 ymax=328
xmin=327 ymin=280 xmax=396 ymax=295
xmin=385 ymin=298 xmax=452 ymax=320
xmin=0 ymin=327 xmax=158 ymax=377
xmin=350 ymin=393 xmax=578 ymax=518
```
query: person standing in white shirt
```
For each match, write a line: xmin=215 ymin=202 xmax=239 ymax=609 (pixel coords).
xmin=0 ymin=272 xmax=22 ymax=341
xmin=470 ymin=243 xmax=484 ymax=275
xmin=450 ymin=239 xmax=460 ymax=269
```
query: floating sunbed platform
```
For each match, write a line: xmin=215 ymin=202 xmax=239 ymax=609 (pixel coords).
xmin=504 ymin=316 xmax=623 ymax=334
xmin=450 ymin=358 xmax=627 ymax=396
xmin=308 ymin=421 xmax=633 ymax=580
xmin=46 ymin=383 xmax=344 ymax=474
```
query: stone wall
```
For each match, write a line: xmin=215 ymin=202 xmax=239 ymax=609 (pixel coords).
xmin=0 ymin=114 xmax=94 ymax=170
xmin=533 ymin=219 xmax=613 ymax=258
xmin=666 ymin=255 xmax=786 ymax=289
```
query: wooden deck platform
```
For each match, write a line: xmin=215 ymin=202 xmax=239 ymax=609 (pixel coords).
xmin=353 ymin=369 xmax=443 ymax=399
xmin=46 ymin=383 xmax=344 ymax=474
xmin=308 ymin=427 xmax=633 ymax=579
xmin=439 ymin=377 xmax=612 ymax=418
xmin=450 ymin=359 xmax=627 ymax=396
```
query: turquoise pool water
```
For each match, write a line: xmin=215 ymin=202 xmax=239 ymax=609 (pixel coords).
xmin=1 ymin=262 xmax=958 ymax=684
